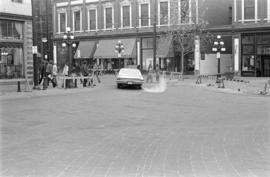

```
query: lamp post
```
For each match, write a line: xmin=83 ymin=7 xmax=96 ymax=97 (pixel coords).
xmin=62 ymin=27 xmax=76 ymax=74
xmin=115 ymin=40 xmax=125 ymax=69
xmin=212 ymin=35 xmax=226 ymax=78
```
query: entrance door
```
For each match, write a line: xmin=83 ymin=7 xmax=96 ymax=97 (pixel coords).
xmin=262 ymin=56 xmax=270 ymax=77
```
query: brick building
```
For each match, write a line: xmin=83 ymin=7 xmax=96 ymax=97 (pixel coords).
xmin=0 ymin=0 xmax=33 ymax=80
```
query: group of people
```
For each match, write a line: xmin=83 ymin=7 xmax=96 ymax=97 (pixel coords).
xmin=146 ymin=63 xmax=160 ymax=83
xmin=39 ymin=60 xmax=102 ymax=89
xmin=39 ymin=60 xmax=57 ymax=90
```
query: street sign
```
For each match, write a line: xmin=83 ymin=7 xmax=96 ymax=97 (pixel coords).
xmin=32 ymin=46 xmax=38 ymax=54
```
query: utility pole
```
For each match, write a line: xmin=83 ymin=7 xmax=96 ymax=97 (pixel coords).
xmin=153 ymin=0 xmax=157 ymax=70
xmin=31 ymin=0 xmax=39 ymax=89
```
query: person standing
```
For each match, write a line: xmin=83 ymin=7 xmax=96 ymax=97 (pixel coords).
xmin=146 ymin=62 xmax=153 ymax=83
xmin=52 ymin=62 xmax=58 ymax=87
xmin=81 ymin=62 xmax=89 ymax=87
xmin=93 ymin=62 xmax=101 ymax=83
xmin=155 ymin=64 xmax=160 ymax=82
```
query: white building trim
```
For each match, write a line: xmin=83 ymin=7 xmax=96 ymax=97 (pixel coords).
xmin=138 ymin=0 xmax=150 ymax=28
xmin=234 ymin=0 xmax=237 ymax=22
xmin=120 ymin=0 xmax=132 ymax=29
xmin=178 ymin=0 xmax=192 ymax=25
xmin=157 ymin=0 xmax=170 ymax=26
xmin=239 ymin=0 xmax=258 ymax=23
xmin=71 ymin=0 xmax=83 ymax=5
xmin=268 ymin=0 xmax=270 ymax=22
xmin=56 ymin=2 xmax=68 ymax=7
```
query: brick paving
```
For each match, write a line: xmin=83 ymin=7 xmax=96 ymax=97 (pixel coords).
xmin=0 ymin=75 xmax=269 ymax=177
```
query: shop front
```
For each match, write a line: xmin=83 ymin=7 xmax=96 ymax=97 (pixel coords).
xmin=94 ymin=38 xmax=137 ymax=71
xmin=241 ymin=33 xmax=270 ymax=77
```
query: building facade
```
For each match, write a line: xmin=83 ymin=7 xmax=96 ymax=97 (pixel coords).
xmin=52 ymin=0 xmax=201 ymax=73
xmin=0 ymin=0 xmax=33 ymax=80
xmin=52 ymin=0 xmax=269 ymax=77
xmin=233 ymin=0 xmax=270 ymax=77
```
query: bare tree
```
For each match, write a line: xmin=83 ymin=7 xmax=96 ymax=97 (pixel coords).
xmin=163 ymin=0 xmax=211 ymax=74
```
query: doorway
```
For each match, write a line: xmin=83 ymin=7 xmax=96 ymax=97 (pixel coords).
xmin=262 ymin=56 xmax=270 ymax=77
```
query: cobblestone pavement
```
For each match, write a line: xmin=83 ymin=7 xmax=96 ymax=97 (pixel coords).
xmin=0 ymin=75 xmax=269 ymax=177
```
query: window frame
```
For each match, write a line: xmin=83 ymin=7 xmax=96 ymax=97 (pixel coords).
xmin=178 ymin=0 xmax=192 ymax=24
xmin=72 ymin=7 xmax=82 ymax=32
xmin=139 ymin=2 xmax=150 ymax=27
xmin=57 ymin=9 xmax=67 ymax=33
xmin=158 ymin=0 xmax=170 ymax=26
xmin=87 ymin=6 xmax=98 ymax=31
xmin=239 ymin=0 xmax=258 ymax=23
xmin=103 ymin=3 xmax=114 ymax=30
xmin=121 ymin=4 xmax=132 ymax=29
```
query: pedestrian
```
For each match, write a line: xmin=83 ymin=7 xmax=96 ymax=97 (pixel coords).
xmin=52 ymin=62 xmax=58 ymax=87
xmin=93 ymin=62 xmax=101 ymax=83
xmin=45 ymin=60 xmax=56 ymax=88
xmin=146 ymin=62 xmax=153 ymax=83
xmin=81 ymin=61 xmax=89 ymax=87
xmin=43 ymin=60 xmax=48 ymax=89
xmin=156 ymin=64 xmax=160 ymax=82
xmin=39 ymin=60 xmax=46 ymax=85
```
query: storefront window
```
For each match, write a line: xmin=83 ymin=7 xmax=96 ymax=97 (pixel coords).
xmin=257 ymin=34 xmax=270 ymax=44
xmin=0 ymin=47 xmax=24 ymax=79
xmin=242 ymin=35 xmax=254 ymax=44
xmin=242 ymin=55 xmax=255 ymax=71
xmin=0 ymin=20 xmax=23 ymax=40
xmin=242 ymin=45 xmax=254 ymax=54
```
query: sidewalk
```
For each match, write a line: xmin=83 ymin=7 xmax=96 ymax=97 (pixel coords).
xmin=174 ymin=75 xmax=270 ymax=95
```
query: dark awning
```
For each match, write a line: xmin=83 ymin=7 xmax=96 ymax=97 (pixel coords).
xmin=74 ymin=41 xmax=96 ymax=59
xmin=94 ymin=38 xmax=136 ymax=59
xmin=157 ymin=37 xmax=174 ymax=58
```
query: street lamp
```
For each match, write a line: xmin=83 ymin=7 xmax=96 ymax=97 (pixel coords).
xmin=1 ymin=48 xmax=8 ymax=56
xmin=212 ymin=35 xmax=226 ymax=78
xmin=115 ymin=40 xmax=125 ymax=69
xmin=62 ymin=27 xmax=76 ymax=74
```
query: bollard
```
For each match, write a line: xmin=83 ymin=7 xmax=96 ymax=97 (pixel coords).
xmin=17 ymin=81 xmax=21 ymax=92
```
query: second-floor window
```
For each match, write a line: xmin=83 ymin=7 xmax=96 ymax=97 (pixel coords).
xmin=159 ymin=1 xmax=169 ymax=25
xmin=59 ymin=12 xmax=66 ymax=33
xmin=180 ymin=0 xmax=190 ymax=24
xmin=105 ymin=7 xmax=113 ymax=29
xmin=140 ymin=3 xmax=149 ymax=27
xmin=122 ymin=5 xmax=131 ymax=28
xmin=89 ymin=9 xmax=97 ymax=30
xmin=73 ymin=10 xmax=81 ymax=31
xmin=0 ymin=20 xmax=23 ymax=40
xmin=244 ymin=0 xmax=255 ymax=19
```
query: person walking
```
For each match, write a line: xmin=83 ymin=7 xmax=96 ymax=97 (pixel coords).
xmin=52 ymin=62 xmax=58 ymax=87
xmin=44 ymin=60 xmax=55 ymax=89
xmin=146 ymin=62 xmax=153 ymax=83
xmin=155 ymin=64 xmax=160 ymax=82
xmin=93 ymin=62 xmax=101 ymax=83
xmin=81 ymin=62 xmax=89 ymax=87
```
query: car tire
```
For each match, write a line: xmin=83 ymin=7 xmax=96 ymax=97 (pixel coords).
xmin=137 ymin=85 xmax=142 ymax=89
xmin=117 ymin=83 xmax=121 ymax=89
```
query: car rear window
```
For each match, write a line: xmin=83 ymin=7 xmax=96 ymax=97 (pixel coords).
xmin=119 ymin=69 xmax=140 ymax=75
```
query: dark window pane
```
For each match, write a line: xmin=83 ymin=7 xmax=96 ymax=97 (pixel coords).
xmin=242 ymin=55 xmax=255 ymax=71
xmin=142 ymin=38 xmax=153 ymax=49
xmin=243 ymin=45 xmax=254 ymax=54
xmin=242 ymin=35 xmax=254 ymax=44
xmin=181 ymin=0 xmax=189 ymax=23
xmin=141 ymin=4 xmax=149 ymax=26
xmin=160 ymin=1 xmax=168 ymax=25
xmin=122 ymin=6 xmax=130 ymax=27
xmin=89 ymin=9 xmax=96 ymax=30
xmin=244 ymin=0 xmax=255 ymax=19
xmin=60 ymin=13 xmax=66 ymax=32
xmin=106 ymin=7 xmax=112 ymax=29
xmin=257 ymin=34 xmax=270 ymax=44
xmin=74 ymin=11 xmax=80 ymax=31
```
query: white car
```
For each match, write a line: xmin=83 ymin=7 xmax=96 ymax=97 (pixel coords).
xmin=116 ymin=68 xmax=144 ymax=89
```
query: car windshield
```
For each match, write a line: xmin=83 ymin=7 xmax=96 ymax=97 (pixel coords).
xmin=119 ymin=69 xmax=141 ymax=76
